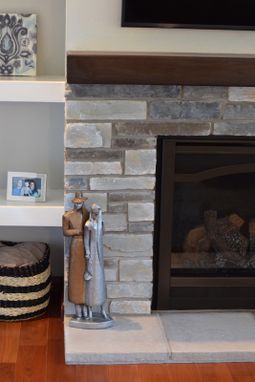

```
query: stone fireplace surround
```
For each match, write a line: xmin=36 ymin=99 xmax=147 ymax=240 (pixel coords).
xmin=64 ymin=53 xmax=255 ymax=316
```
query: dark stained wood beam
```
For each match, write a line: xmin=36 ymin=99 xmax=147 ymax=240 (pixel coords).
xmin=67 ymin=52 xmax=255 ymax=86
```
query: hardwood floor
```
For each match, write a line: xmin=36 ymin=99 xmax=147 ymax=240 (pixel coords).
xmin=1 ymin=278 xmax=255 ymax=382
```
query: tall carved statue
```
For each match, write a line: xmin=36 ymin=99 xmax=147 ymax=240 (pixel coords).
xmin=84 ymin=203 xmax=109 ymax=321
xmin=63 ymin=192 xmax=89 ymax=319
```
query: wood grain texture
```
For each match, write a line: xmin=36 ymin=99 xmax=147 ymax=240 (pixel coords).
xmin=67 ymin=52 xmax=255 ymax=86
xmin=0 ymin=278 xmax=255 ymax=381
xmin=15 ymin=346 xmax=47 ymax=382
xmin=0 ymin=322 xmax=21 ymax=363
xmin=0 ymin=364 xmax=16 ymax=382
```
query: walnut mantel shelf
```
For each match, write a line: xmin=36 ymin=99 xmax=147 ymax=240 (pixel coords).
xmin=67 ymin=52 xmax=255 ymax=86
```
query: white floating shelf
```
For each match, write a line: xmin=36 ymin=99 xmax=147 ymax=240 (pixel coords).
xmin=0 ymin=76 xmax=65 ymax=103
xmin=0 ymin=189 xmax=64 ymax=227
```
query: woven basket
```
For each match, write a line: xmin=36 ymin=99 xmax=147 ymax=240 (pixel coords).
xmin=0 ymin=241 xmax=51 ymax=321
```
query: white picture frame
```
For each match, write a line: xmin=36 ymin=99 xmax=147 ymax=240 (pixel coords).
xmin=7 ymin=172 xmax=47 ymax=202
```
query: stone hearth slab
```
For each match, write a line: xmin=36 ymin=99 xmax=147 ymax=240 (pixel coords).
xmin=64 ymin=314 xmax=171 ymax=364
xmin=64 ymin=311 xmax=255 ymax=364
xmin=160 ymin=311 xmax=255 ymax=363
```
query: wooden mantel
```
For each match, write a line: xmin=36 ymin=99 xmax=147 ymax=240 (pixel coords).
xmin=67 ymin=52 xmax=255 ymax=86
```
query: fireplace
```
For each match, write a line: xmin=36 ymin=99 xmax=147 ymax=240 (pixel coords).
xmin=154 ymin=136 xmax=255 ymax=310
xmin=65 ymin=53 xmax=255 ymax=315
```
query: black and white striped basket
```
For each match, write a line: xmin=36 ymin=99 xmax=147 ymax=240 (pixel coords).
xmin=0 ymin=242 xmax=51 ymax=321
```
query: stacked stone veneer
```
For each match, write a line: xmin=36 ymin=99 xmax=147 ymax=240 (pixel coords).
xmin=65 ymin=84 xmax=255 ymax=315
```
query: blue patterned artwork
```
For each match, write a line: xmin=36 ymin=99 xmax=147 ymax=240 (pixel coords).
xmin=0 ymin=13 xmax=37 ymax=76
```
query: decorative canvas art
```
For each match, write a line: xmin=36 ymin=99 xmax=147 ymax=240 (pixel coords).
xmin=0 ymin=13 xmax=37 ymax=76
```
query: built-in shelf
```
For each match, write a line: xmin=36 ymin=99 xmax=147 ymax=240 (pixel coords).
xmin=0 ymin=189 xmax=64 ymax=227
xmin=0 ymin=76 xmax=65 ymax=103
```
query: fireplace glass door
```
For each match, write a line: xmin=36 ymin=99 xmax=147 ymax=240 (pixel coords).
xmin=154 ymin=137 xmax=255 ymax=310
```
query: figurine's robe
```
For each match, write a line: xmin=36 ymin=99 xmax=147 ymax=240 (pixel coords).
xmin=63 ymin=208 xmax=89 ymax=304
xmin=84 ymin=218 xmax=106 ymax=306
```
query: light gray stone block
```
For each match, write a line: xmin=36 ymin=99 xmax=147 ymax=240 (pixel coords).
xmin=107 ymin=282 xmax=153 ymax=299
xmin=108 ymin=202 xmax=128 ymax=214
xmin=90 ymin=177 xmax=155 ymax=191
xmin=109 ymin=191 xmax=155 ymax=202
xmin=183 ymin=86 xmax=228 ymax=100
xmin=119 ymin=260 xmax=153 ymax=282
xmin=64 ymin=192 xmax=107 ymax=212
xmin=104 ymin=213 xmax=127 ymax=232
xmin=129 ymin=222 xmax=154 ymax=233
xmin=109 ymin=301 xmax=151 ymax=315
xmin=149 ymin=101 xmax=221 ymax=120
xmin=104 ymin=259 xmax=118 ymax=281
xmin=65 ymin=161 xmax=122 ymax=175
xmin=65 ymin=123 xmax=112 ymax=148
xmin=64 ymin=176 xmax=89 ymax=191
xmin=223 ymin=104 xmax=255 ymax=119
xmin=128 ymin=203 xmax=154 ymax=222
xmin=125 ymin=150 xmax=156 ymax=175
xmin=214 ymin=122 xmax=255 ymax=136
xmin=229 ymin=87 xmax=255 ymax=102
xmin=104 ymin=234 xmax=153 ymax=257
xmin=66 ymin=100 xmax=147 ymax=120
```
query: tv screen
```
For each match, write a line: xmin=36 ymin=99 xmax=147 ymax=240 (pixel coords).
xmin=122 ymin=0 xmax=255 ymax=30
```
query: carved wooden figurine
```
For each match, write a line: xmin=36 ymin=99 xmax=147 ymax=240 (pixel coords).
xmin=63 ymin=192 xmax=89 ymax=319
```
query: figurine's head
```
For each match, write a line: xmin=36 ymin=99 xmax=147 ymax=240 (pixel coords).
xmin=91 ymin=203 xmax=101 ymax=220
xmin=72 ymin=192 xmax=87 ymax=207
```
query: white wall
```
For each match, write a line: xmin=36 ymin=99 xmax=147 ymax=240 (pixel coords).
xmin=66 ymin=0 xmax=255 ymax=55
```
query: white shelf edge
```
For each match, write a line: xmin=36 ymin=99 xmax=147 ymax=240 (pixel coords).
xmin=0 ymin=76 xmax=65 ymax=103
xmin=0 ymin=189 xmax=64 ymax=227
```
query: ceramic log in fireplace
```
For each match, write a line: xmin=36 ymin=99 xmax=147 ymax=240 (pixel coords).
xmin=154 ymin=137 xmax=255 ymax=310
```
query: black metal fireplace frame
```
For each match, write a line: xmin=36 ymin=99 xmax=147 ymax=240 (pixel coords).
xmin=153 ymin=136 xmax=255 ymax=310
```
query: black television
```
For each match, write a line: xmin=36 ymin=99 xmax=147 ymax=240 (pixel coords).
xmin=121 ymin=0 xmax=255 ymax=30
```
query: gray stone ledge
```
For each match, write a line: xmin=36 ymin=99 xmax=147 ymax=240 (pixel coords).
xmin=213 ymin=122 xmax=255 ymax=136
xmin=90 ymin=177 xmax=155 ymax=191
xmin=66 ymin=84 xmax=181 ymax=99
xmin=223 ymin=104 xmax=255 ymax=120
xmin=109 ymin=191 xmax=155 ymax=203
xmin=113 ymin=122 xmax=212 ymax=137
xmin=112 ymin=137 xmax=156 ymax=149
xmin=65 ymin=149 xmax=122 ymax=162
xmin=183 ymin=86 xmax=228 ymax=100
xmin=149 ymin=101 xmax=221 ymax=120
xmin=66 ymin=100 xmax=147 ymax=120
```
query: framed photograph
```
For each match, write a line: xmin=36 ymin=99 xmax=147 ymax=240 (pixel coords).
xmin=7 ymin=172 xmax=47 ymax=202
